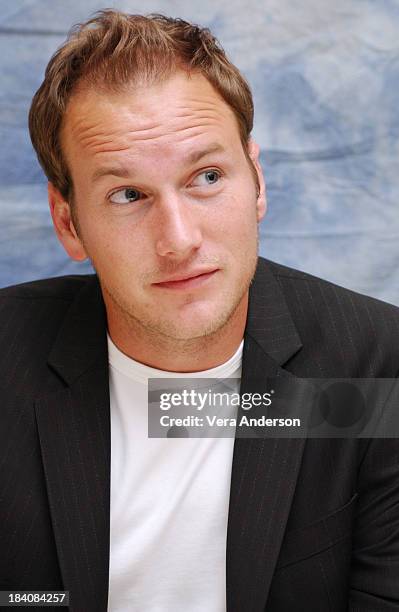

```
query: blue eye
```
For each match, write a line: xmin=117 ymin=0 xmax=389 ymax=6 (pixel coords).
xmin=109 ymin=188 xmax=142 ymax=204
xmin=203 ymin=170 xmax=220 ymax=184
xmin=191 ymin=169 xmax=221 ymax=187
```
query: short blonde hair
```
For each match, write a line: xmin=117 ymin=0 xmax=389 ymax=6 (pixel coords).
xmin=29 ymin=10 xmax=255 ymax=200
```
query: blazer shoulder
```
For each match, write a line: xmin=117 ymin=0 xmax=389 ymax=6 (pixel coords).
xmin=264 ymin=258 xmax=399 ymax=318
xmin=0 ymin=274 xmax=96 ymax=301
xmin=259 ymin=258 xmax=399 ymax=376
xmin=0 ymin=274 xmax=100 ymax=395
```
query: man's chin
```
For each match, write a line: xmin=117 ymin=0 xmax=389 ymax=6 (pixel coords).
xmin=151 ymin=300 xmax=245 ymax=341
xmin=151 ymin=318 xmax=225 ymax=342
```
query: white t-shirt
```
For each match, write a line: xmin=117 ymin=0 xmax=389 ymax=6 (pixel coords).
xmin=107 ymin=335 xmax=243 ymax=612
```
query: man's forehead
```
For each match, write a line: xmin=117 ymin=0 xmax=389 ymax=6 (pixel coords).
xmin=60 ymin=72 xmax=241 ymax=168
xmin=62 ymin=71 xmax=237 ymax=142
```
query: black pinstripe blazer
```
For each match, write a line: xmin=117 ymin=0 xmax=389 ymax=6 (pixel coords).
xmin=1 ymin=256 xmax=399 ymax=612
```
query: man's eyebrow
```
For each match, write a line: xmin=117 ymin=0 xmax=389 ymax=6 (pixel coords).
xmin=90 ymin=143 xmax=227 ymax=184
xmin=91 ymin=165 xmax=131 ymax=183
xmin=187 ymin=143 xmax=226 ymax=165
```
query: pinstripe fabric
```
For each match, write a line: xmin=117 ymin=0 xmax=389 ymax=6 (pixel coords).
xmin=35 ymin=368 xmax=110 ymax=611
xmin=1 ymin=258 xmax=399 ymax=612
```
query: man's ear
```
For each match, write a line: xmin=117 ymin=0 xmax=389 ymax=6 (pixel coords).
xmin=48 ymin=182 xmax=87 ymax=261
xmin=247 ymin=139 xmax=267 ymax=222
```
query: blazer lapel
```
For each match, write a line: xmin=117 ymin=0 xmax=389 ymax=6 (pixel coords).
xmin=226 ymin=258 xmax=305 ymax=612
xmin=35 ymin=277 xmax=110 ymax=612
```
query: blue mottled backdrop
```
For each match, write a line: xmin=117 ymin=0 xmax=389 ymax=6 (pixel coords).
xmin=1 ymin=1 xmax=398 ymax=304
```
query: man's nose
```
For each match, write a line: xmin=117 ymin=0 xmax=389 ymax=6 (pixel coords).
xmin=154 ymin=193 xmax=202 ymax=259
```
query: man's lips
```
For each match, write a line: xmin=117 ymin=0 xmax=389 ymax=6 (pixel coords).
xmin=152 ymin=269 xmax=219 ymax=290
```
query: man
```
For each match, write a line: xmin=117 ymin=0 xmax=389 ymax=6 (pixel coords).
xmin=1 ymin=9 xmax=399 ymax=612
